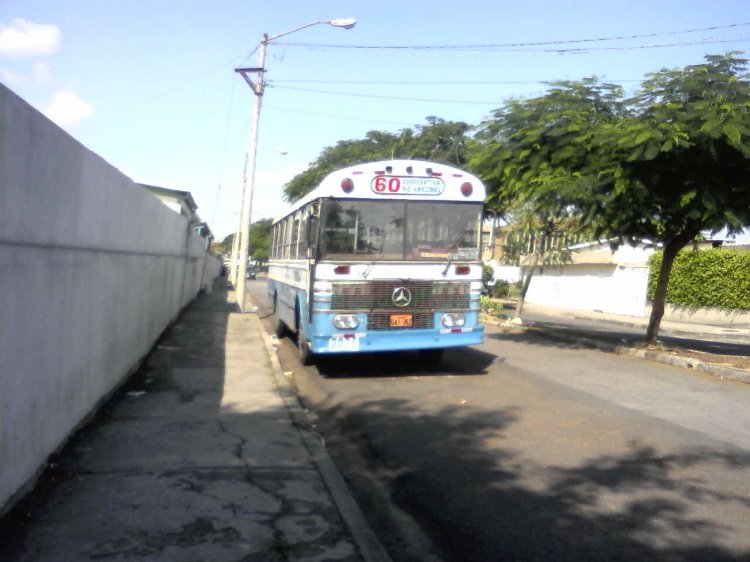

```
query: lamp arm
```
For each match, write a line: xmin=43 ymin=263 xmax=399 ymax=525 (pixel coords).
xmin=268 ymin=20 xmax=327 ymax=42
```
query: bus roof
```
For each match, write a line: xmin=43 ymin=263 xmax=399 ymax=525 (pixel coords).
xmin=274 ymin=159 xmax=486 ymax=223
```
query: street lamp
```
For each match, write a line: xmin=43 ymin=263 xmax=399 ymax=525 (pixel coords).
xmin=232 ymin=17 xmax=357 ymax=312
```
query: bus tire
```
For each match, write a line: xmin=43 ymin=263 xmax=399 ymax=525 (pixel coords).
xmin=418 ymin=348 xmax=444 ymax=365
xmin=298 ymin=326 xmax=314 ymax=365
xmin=273 ymin=294 xmax=288 ymax=338
xmin=275 ymin=318 xmax=288 ymax=339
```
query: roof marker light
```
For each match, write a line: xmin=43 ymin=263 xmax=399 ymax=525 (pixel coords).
xmin=334 ymin=265 xmax=350 ymax=274
xmin=374 ymin=170 xmax=385 ymax=175
xmin=460 ymin=182 xmax=473 ymax=197
xmin=426 ymin=167 xmax=433 ymax=175
xmin=406 ymin=166 xmax=413 ymax=174
xmin=385 ymin=166 xmax=393 ymax=174
xmin=341 ymin=178 xmax=354 ymax=193
xmin=455 ymin=266 xmax=471 ymax=275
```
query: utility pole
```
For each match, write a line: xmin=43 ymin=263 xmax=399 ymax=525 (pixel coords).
xmin=232 ymin=19 xmax=355 ymax=312
xmin=234 ymin=35 xmax=267 ymax=312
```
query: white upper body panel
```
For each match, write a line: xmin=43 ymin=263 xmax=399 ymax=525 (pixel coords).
xmin=276 ymin=159 xmax=485 ymax=224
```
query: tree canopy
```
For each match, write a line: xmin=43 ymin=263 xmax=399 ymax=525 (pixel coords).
xmin=469 ymin=52 xmax=750 ymax=341
xmin=216 ymin=218 xmax=273 ymax=265
xmin=283 ymin=117 xmax=471 ymax=202
xmin=249 ymin=218 xmax=273 ymax=265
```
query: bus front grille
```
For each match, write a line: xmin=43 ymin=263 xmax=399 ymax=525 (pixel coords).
xmin=330 ymin=280 xmax=470 ymax=311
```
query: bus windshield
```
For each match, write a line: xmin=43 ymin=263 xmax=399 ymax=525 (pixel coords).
xmin=319 ymin=199 xmax=482 ymax=261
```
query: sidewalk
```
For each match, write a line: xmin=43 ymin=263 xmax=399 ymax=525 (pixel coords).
xmin=499 ymin=302 xmax=750 ymax=384
xmin=0 ymin=279 xmax=389 ymax=562
xmin=523 ymin=302 xmax=750 ymax=338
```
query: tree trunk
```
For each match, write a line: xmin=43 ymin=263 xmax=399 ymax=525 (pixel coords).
xmin=515 ymin=250 xmax=541 ymax=319
xmin=644 ymin=239 xmax=681 ymax=344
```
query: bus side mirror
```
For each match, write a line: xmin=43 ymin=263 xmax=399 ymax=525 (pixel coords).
xmin=306 ymin=215 xmax=319 ymax=255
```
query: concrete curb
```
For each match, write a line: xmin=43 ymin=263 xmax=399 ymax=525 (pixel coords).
xmin=249 ymin=307 xmax=392 ymax=562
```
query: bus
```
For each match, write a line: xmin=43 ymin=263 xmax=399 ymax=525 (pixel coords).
xmin=267 ymin=159 xmax=485 ymax=364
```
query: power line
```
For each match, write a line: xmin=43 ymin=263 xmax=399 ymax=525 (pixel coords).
xmin=278 ymin=35 xmax=750 ymax=55
xmin=269 ymin=84 xmax=504 ymax=105
xmin=275 ymin=21 xmax=750 ymax=50
xmin=270 ymin=78 xmax=643 ymax=85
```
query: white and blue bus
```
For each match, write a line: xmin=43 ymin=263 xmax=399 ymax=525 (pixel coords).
xmin=267 ymin=159 xmax=485 ymax=364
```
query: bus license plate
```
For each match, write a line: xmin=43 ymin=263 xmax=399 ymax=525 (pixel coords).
xmin=390 ymin=314 xmax=413 ymax=328
xmin=328 ymin=336 xmax=360 ymax=352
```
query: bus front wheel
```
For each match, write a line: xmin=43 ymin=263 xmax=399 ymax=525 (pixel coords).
xmin=276 ymin=319 xmax=288 ymax=339
xmin=298 ymin=326 xmax=314 ymax=365
xmin=273 ymin=295 xmax=288 ymax=338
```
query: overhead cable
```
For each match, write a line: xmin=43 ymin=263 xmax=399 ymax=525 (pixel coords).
xmin=274 ymin=21 xmax=750 ymax=50
xmin=270 ymin=84 xmax=504 ymax=105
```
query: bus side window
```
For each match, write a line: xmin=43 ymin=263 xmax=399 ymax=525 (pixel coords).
xmin=291 ymin=213 xmax=300 ymax=259
xmin=306 ymin=214 xmax=319 ymax=256
xmin=298 ymin=209 xmax=309 ymax=258
xmin=283 ymin=218 xmax=292 ymax=259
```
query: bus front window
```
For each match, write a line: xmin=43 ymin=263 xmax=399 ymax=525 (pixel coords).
xmin=320 ymin=200 xmax=481 ymax=261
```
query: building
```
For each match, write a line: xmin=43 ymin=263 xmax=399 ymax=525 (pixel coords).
xmin=522 ymin=240 xmax=655 ymax=317
xmin=139 ymin=184 xmax=213 ymax=248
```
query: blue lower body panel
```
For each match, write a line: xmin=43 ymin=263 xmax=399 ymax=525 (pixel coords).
xmin=307 ymin=310 xmax=484 ymax=355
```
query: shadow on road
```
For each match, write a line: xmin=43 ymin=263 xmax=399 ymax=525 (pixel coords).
xmin=314 ymin=346 xmax=497 ymax=379
xmin=323 ymin=397 xmax=750 ymax=562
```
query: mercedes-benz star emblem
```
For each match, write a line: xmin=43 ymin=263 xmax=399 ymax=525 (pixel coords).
xmin=392 ymin=287 xmax=412 ymax=307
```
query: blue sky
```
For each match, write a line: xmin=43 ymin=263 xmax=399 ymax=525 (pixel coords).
xmin=2 ymin=1 xmax=749 ymax=240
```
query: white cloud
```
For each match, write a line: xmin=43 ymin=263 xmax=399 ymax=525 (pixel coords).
xmin=0 ymin=19 xmax=61 ymax=59
xmin=43 ymin=90 xmax=93 ymax=128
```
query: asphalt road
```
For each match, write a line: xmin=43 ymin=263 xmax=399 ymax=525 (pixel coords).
xmin=248 ymin=280 xmax=750 ymax=562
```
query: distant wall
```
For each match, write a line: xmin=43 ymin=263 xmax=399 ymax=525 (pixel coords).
xmin=525 ymin=264 xmax=650 ymax=317
xmin=0 ymin=83 xmax=221 ymax=513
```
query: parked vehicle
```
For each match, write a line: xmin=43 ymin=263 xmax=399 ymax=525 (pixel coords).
xmin=267 ymin=159 xmax=486 ymax=365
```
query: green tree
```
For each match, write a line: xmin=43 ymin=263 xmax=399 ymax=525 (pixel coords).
xmin=211 ymin=232 xmax=235 ymax=256
xmin=589 ymin=53 xmax=750 ymax=341
xmin=469 ymin=79 xmax=619 ymax=318
xmin=250 ymin=219 xmax=272 ymax=265
xmin=471 ymin=54 xmax=750 ymax=342
xmin=283 ymin=118 xmax=471 ymax=202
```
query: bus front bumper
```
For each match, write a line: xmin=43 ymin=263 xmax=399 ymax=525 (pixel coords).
xmin=309 ymin=326 xmax=485 ymax=355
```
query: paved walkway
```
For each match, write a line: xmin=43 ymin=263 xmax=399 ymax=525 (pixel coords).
xmin=0 ymin=280 xmax=388 ymax=562
xmin=523 ymin=302 xmax=750 ymax=338
xmin=517 ymin=302 xmax=750 ymax=383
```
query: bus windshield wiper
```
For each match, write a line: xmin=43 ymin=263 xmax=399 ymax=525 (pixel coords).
xmin=442 ymin=252 xmax=457 ymax=277
xmin=362 ymin=235 xmax=386 ymax=279
xmin=442 ymin=238 xmax=462 ymax=277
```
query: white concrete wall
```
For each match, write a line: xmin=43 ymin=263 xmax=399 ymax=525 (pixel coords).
xmin=649 ymin=303 xmax=750 ymax=326
xmin=487 ymin=263 xmax=522 ymax=284
xmin=525 ymin=264 xmax=650 ymax=317
xmin=0 ymin=83 xmax=221 ymax=512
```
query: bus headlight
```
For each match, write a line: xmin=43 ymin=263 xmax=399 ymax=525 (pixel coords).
xmin=441 ymin=313 xmax=465 ymax=328
xmin=333 ymin=314 xmax=359 ymax=329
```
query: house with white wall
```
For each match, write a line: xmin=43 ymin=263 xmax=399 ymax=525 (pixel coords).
xmin=523 ymin=241 xmax=655 ymax=317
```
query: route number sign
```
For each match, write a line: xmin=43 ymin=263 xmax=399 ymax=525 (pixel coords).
xmin=371 ymin=176 xmax=445 ymax=196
